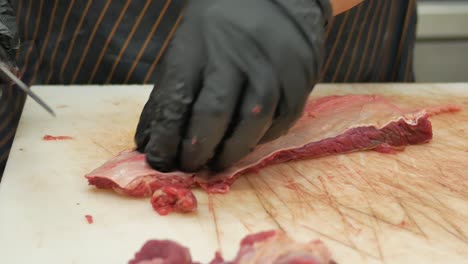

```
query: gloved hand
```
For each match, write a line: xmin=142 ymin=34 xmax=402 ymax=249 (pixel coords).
xmin=135 ymin=0 xmax=332 ymax=173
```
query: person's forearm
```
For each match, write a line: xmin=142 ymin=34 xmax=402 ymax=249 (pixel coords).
xmin=330 ymin=0 xmax=364 ymax=16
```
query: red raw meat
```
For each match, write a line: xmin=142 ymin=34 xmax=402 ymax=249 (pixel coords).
xmin=43 ymin=135 xmax=74 ymax=140
xmin=85 ymin=214 xmax=93 ymax=224
xmin=85 ymin=95 xmax=461 ymax=214
xmin=128 ymin=239 xmax=193 ymax=264
xmin=151 ymin=185 xmax=197 ymax=215
xmin=129 ymin=230 xmax=334 ymax=264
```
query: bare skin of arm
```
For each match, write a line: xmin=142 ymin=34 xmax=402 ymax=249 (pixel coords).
xmin=331 ymin=0 xmax=364 ymax=16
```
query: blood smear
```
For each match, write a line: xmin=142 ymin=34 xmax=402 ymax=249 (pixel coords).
xmin=42 ymin=135 xmax=74 ymax=141
xmin=85 ymin=215 xmax=93 ymax=224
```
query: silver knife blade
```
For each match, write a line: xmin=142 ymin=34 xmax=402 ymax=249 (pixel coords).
xmin=0 ymin=62 xmax=55 ymax=117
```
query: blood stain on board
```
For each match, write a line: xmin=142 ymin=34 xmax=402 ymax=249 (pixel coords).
xmin=42 ymin=135 xmax=74 ymax=141
xmin=85 ymin=215 xmax=93 ymax=224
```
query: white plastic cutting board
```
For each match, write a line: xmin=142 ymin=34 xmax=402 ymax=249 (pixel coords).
xmin=0 ymin=84 xmax=467 ymax=264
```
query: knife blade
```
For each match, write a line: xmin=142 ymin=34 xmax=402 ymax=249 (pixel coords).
xmin=0 ymin=62 xmax=55 ymax=117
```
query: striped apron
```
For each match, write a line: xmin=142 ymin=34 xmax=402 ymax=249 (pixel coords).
xmin=0 ymin=0 xmax=417 ymax=178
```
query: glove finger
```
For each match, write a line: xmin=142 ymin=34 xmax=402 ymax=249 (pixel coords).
xmin=136 ymin=2 xmax=206 ymax=172
xmin=177 ymin=8 xmax=255 ymax=172
xmin=253 ymin=14 xmax=321 ymax=143
xmin=135 ymin=68 xmax=173 ymax=152
xmin=258 ymin=33 xmax=314 ymax=144
xmin=258 ymin=84 xmax=310 ymax=144
xmin=178 ymin=62 xmax=244 ymax=172
xmin=143 ymin=80 xmax=192 ymax=172
xmin=135 ymin=0 xmax=209 ymax=152
xmin=206 ymin=39 xmax=280 ymax=169
xmin=210 ymin=75 xmax=279 ymax=170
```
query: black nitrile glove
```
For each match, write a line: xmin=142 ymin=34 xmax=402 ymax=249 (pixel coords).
xmin=135 ymin=0 xmax=332 ymax=173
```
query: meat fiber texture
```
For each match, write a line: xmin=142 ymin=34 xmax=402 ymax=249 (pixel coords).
xmin=128 ymin=230 xmax=334 ymax=264
xmin=85 ymin=95 xmax=461 ymax=215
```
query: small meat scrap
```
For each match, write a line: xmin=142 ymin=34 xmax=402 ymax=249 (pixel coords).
xmin=151 ymin=185 xmax=197 ymax=215
xmin=129 ymin=230 xmax=334 ymax=264
xmin=42 ymin=135 xmax=74 ymax=141
xmin=85 ymin=214 xmax=93 ymax=224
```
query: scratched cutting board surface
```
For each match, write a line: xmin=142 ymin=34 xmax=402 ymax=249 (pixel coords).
xmin=0 ymin=84 xmax=467 ymax=264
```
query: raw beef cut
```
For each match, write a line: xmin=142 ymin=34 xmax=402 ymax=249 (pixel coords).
xmin=128 ymin=230 xmax=334 ymax=264
xmin=128 ymin=239 xmax=193 ymax=264
xmin=85 ymin=95 xmax=461 ymax=215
